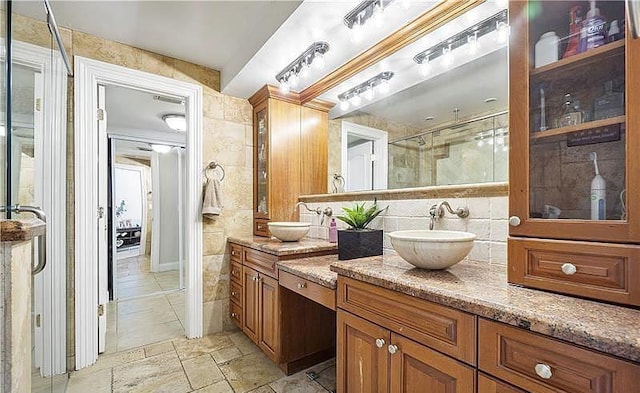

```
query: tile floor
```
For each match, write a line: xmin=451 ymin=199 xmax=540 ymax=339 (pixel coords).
xmin=66 ymin=330 xmax=336 ymax=393
xmin=116 ymin=255 xmax=181 ymax=299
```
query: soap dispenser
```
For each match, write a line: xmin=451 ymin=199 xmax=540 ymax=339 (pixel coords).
xmin=584 ymin=0 xmax=607 ymax=50
xmin=590 ymin=152 xmax=606 ymax=220
xmin=329 ymin=218 xmax=338 ymax=243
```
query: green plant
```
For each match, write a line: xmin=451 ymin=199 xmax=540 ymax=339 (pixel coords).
xmin=336 ymin=200 xmax=387 ymax=230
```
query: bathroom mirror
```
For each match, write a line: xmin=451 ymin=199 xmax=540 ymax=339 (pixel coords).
xmin=312 ymin=0 xmax=509 ymax=194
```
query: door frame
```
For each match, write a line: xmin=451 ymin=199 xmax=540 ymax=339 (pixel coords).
xmin=6 ymin=40 xmax=68 ymax=376
xmin=341 ymin=121 xmax=388 ymax=190
xmin=74 ymin=56 xmax=203 ymax=369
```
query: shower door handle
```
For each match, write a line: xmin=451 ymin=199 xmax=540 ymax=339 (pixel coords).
xmin=1 ymin=205 xmax=47 ymax=275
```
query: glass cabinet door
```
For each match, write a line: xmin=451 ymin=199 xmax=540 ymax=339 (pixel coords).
xmin=509 ymin=0 xmax=637 ymax=242
xmin=255 ymin=108 xmax=268 ymax=217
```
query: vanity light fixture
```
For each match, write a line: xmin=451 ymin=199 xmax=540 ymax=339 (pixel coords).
xmin=275 ymin=41 xmax=330 ymax=94
xmin=337 ymin=71 xmax=394 ymax=110
xmin=162 ymin=114 xmax=186 ymax=132
xmin=413 ymin=10 xmax=508 ymax=74
xmin=344 ymin=0 xmax=396 ymax=44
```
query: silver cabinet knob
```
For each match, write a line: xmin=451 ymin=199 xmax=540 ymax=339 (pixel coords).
xmin=534 ymin=363 xmax=552 ymax=379
xmin=509 ymin=216 xmax=521 ymax=227
xmin=388 ymin=344 xmax=398 ymax=354
xmin=231 ymin=312 xmax=237 ymax=318
xmin=297 ymin=282 xmax=307 ymax=289
xmin=253 ymin=276 xmax=259 ymax=282
xmin=231 ymin=291 xmax=238 ymax=297
xmin=375 ymin=338 xmax=385 ymax=348
xmin=561 ymin=263 xmax=577 ymax=275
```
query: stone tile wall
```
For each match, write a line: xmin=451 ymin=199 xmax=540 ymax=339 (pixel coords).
xmin=301 ymin=196 xmax=508 ymax=265
xmin=12 ymin=12 xmax=252 ymax=368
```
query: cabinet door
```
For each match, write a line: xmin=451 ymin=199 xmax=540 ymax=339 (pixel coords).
xmin=478 ymin=373 xmax=527 ymax=393
xmin=254 ymin=100 xmax=269 ymax=223
xmin=509 ymin=0 xmax=640 ymax=242
xmin=258 ymin=274 xmax=279 ymax=361
xmin=242 ymin=266 xmax=259 ymax=344
xmin=389 ymin=333 xmax=475 ymax=393
xmin=337 ymin=311 xmax=389 ymax=393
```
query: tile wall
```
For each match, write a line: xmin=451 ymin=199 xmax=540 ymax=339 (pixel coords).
xmin=301 ymin=196 xmax=509 ymax=265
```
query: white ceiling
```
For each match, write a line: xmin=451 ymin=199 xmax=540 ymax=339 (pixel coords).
xmin=13 ymin=0 xmax=302 ymax=91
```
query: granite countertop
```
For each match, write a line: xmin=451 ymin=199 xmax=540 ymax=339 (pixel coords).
xmin=327 ymin=255 xmax=640 ymax=363
xmin=228 ymin=236 xmax=337 ymax=257
xmin=278 ymin=257 xmax=337 ymax=289
xmin=1 ymin=218 xmax=46 ymax=242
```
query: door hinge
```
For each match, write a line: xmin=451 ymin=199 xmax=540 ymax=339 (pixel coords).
xmin=35 ymin=98 xmax=41 ymax=112
xmin=98 ymin=304 xmax=104 ymax=317
xmin=98 ymin=206 xmax=105 ymax=219
xmin=35 ymin=314 xmax=41 ymax=328
xmin=97 ymin=108 xmax=105 ymax=121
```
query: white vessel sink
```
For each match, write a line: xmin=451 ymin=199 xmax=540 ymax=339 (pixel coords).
xmin=268 ymin=222 xmax=311 ymax=242
xmin=387 ymin=230 xmax=476 ymax=270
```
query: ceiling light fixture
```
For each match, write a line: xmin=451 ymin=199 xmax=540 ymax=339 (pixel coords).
xmin=151 ymin=144 xmax=172 ymax=154
xmin=275 ymin=41 xmax=330 ymax=94
xmin=337 ymin=71 xmax=394 ymax=109
xmin=344 ymin=0 xmax=396 ymax=43
xmin=162 ymin=114 xmax=186 ymax=132
xmin=413 ymin=10 xmax=508 ymax=71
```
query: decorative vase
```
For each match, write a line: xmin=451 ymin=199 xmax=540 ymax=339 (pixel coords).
xmin=337 ymin=229 xmax=383 ymax=260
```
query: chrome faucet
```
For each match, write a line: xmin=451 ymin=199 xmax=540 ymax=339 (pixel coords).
xmin=294 ymin=202 xmax=333 ymax=225
xmin=429 ymin=201 xmax=469 ymax=230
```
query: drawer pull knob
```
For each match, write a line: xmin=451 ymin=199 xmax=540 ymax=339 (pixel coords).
xmin=253 ymin=277 xmax=259 ymax=282
xmin=388 ymin=344 xmax=398 ymax=354
xmin=509 ymin=216 xmax=521 ymax=227
xmin=231 ymin=251 xmax=236 ymax=256
xmin=231 ymin=291 xmax=237 ymax=296
xmin=375 ymin=338 xmax=385 ymax=348
xmin=534 ymin=363 xmax=553 ymax=379
xmin=561 ymin=263 xmax=577 ymax=275
xmin=231 ymin=312 xmax=237 ymax=318
xmin=297 ymin=282 xmax=307 ymax=289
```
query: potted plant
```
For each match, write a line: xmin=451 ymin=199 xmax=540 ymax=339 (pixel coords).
xmin=336 ymin=200 xmax=387 ymax=260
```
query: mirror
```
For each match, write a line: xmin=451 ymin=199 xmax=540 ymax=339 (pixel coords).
xmin=318 ymin=1 xmax=509 ymax=193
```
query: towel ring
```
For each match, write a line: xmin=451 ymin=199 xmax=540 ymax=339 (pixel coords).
xmin=204 ymin=161 xmax=225 ymax=182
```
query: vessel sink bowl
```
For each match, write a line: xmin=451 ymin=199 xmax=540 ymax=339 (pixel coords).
xmin=387 ymin=230 xmax=476 ymax=270
xmin=268 ymin=222 xmax=311 ymax=242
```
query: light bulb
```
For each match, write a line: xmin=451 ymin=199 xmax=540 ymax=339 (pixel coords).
xmin=496 ymin=21 xmax=510 ymax=44
xmin=418 ymin=60 xmax=431 ymax=77
xmin=378 ymin=79 xmax=390 ymax=94
xmin=350 ymin=94 xmax=362 ymax=106
xmin=312 ymin=52 xmax=325 ymax=70
xmin=442 ymin=45 xmax=453 ymax=68
xmin=288 ymin=72 xmax=299 ymax=88
xmin=340 ymin=99 xmax=349 ymax=111
xmin=299 ymin=62 xmax=310 ymax=79
xmin=468 ymin=33 xmax=479 ymax=55
xmin=364 ymin=88 xmax=375 ymax=101
xmin=351 ymin=19 xmax=363 ymax=44
xmin=279 ymin=80 xmax=290 ymax=94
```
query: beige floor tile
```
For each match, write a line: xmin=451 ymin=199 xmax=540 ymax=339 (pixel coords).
xmin=118 ymin=295 xmax=171 ymax=315
xmin=112 ymin=350 xmax=190 ymax=393
xmin=228 ymin=331 xmax=261 ymax=355
xmin=67 ymin=368 xmax=111 ymax=393
xmin=220 ymin=352 xmax=284 ymax=393
xmin=118 ymin=282 xmax=163 ymax=299
xmin=118 ymin=306 xmax=179 ymax=332
xmin=247 ymin=385 xmax=276 ymax=392
xmin=182 ymin=354 xmax=225 ymax=389
xmin=166 ymin=290 xmax=186 ymax=305
xmin=73 ymin=348 xmax=145 ymax=377
xmin=193 ymin=380 xmax=234 ymax=393
xmin=173 ymin=332 xmax=234 ymax=361
xmin=270 ymin=372 xmax=327 ymax=393
xmin=117 ymin=320 xmax=184 ymax=351
xmin=171 ymin=302 xmax=186 ymax=323
xmin=144 ymin=341 xmax=175 ymax=357
xmin=210 ymin=345 xmax=242 ymax=364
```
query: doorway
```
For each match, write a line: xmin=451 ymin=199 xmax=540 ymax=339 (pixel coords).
xmin=74 ymin=57 xmax=203 ymax=369
xmin=341 ymin=121 xmax=388 ymax=191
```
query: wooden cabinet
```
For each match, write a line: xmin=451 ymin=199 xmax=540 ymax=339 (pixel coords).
xmin=478 ymin=374 xmax=526 ymax=393
xmin=479 ymin=319 xmax=640 ymax=393
xmin=337 ymin=310 xmax=475 ymax=393
xmin=508 ymin=0 xmax=640 ymax=306
xmin=242 ymin=265 xmax=260 ymax=343
xmin=258 ymin=273 xmax=279 ymax=361
xmin=249 ymin=85 xmax=331 ymax=236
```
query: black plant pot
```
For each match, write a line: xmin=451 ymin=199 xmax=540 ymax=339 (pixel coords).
xmin=337 ymin=229 xmax=383 ymax=260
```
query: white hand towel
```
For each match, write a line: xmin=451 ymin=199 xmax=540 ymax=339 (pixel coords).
xmin=202 ymin=178 xmax=223 ymax=218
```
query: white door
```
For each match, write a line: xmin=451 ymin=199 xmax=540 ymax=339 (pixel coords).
xmin=97 ymin=84 xmax=109 ymax=353
xmin=347 ymin=141 xmax=373 ymax=191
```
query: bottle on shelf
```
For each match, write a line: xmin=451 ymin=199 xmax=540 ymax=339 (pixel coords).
xmin=562 ymin=5 xmax=583 ymax=58
xmin=583 ymin=0 xmax=607 ymax=50
xmin=555 ymin=93 xmax=583 ymax=128
xmin=594 ymin=80 xmax=625 ymax=120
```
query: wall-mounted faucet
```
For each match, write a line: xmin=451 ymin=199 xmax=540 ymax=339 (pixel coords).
xmin=295 ymin=202 xmax=333 ymax=225
xmin=429 ymin=201 xmax=469 ymax=230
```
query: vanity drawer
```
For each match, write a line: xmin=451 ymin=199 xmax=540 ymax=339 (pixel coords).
xmin=230 ymin=301 xmax=242 ymax=329
xmin=230 ymin=243 xmax=243 ymax=263
xmin=254 ymin=219 xmax=270 ymax=237
xmin=230 ymin=279 xmax=243 ymax=306
xmin=230 ymin=260 xmax=242 ymax=284
xmin=508 ymin=237 xmax=640 ymax=306
xmin=244 ymin=248 xmax=278 ymax=279
xmin=279 ymin=270 xmax=335 ymax=310
xmin=478 ymin=373 xmax=526 ymax=393
xmin=337 ymin=277 xmax=476 ymax=365
xmin=479 ymin=319 xmax=640 ymax=393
